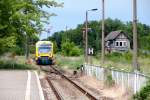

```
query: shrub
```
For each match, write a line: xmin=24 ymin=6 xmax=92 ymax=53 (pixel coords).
xmin=106 ymin=52 xmax=122 ymax=62
xmin=123 ymin=52 xmax=132 ymax=62
xmin=11 ymin=46 xmax=25 ymax=55
xmin=0 ymin=60 xmax=34 ymax=70
xmin=61 ymin=40 xmax=81 ymax=56
xmin=70 ymin=46 xmax=81 ymax=56
xmin=133 ymin=80 xmax=150 ymax=100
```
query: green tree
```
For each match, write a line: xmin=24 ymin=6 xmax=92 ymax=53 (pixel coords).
xmin=0 ymin=0 xmax=63 ymax=55
xmin=49 ymin=18 xmax=150 ymax=55
xmin=61 ymin=40 xmax=81 ymax=56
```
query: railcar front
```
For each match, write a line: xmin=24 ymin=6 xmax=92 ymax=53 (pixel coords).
xmin=35 ymin=41 xmax=54 ymax=65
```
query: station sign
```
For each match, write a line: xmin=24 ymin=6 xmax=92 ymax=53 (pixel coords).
xmin=88 ymin=48 xmax=94 ymax=55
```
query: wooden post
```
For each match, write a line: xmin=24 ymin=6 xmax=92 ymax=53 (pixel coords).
xmin=132 ymin=0 xmax=139 ymax=71
xmin=101 ymin=0 xmax=105 ymax=65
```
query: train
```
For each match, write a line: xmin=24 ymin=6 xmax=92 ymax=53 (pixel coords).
xmin=35 ymin=41 xmax=54 ymax=65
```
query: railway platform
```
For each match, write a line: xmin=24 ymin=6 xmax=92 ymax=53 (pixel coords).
xmin=0 ymin=70 xmax=44 ymax=100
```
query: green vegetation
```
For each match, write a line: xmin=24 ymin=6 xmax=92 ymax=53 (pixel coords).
xmin=56 ymin=55 xmax=84 ymax=70
xmin=133 ymin=80 xmax=150 ymax=100
xmin=0 ymin=0 xmax=62 ymax=55
xmin=0 ymin=0 xmax=63 ymax=69
xmin=61 ymin=40 xmax=82 ymax=56
xmin=90 ymin=52 xmax=150 ymax=75
xmin=54 ymin=52 xmax=150 ymax=75
xmin=48 ymin=18 xmax=150 ymax=74
xmin=0 ymin=54 xmax=35 ymax=70
xmin=105 ymin=52 xmax=132 ymax=64
xmin=0 ymin=60 xmax=33 ymax=70
xmin=48 ymin=18 xmax=150 ymax=55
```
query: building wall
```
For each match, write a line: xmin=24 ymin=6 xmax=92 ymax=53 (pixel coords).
xmin=105 ymin=33 xmax=130 ymax=52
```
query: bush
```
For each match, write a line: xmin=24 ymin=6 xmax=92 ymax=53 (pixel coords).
xmin=123 ymin=52 xmax=132 ymax=63
xmin=0 ymin=60 xmax=34 ymax=70
xmin=61 ymin=40 xmax=81 ymax=56
xmin=133 ymin=80 xmax=150 ymax=100
xmin=106 ymin=52 xmax=122 ymax=62
xmin=11 ymin=46 xmax=25 ymax=55
xmin=29 ymin=45 xmax=35 ymax=54
xmin=70 ymin=46 xmax=81 ymax=56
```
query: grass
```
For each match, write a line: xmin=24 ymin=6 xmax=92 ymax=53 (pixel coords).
xmin=92 ymin=52 xmax=150 ymax=75
xmin=55 ymin=52 xmax=150 ymax=75
xmin=0 ymin=53 xmax=36 ymax=70
xmin=0 ymin=60 xmax=33 ymax=69
xmin=55 ymin=54 xmax=84 ymax=70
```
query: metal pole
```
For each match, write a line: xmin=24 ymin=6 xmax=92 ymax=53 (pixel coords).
xmin=101 ymin=0 xmax=105 ymax=65
xmin=132 ymin=0 xmax=139 ymax=71
xmin=85 ymin=11 xmax=88 ymax=63
xmin=83 ymin=30 xmax=86 ymax=62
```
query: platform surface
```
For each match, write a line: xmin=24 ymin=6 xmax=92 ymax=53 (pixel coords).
xmin=0 ymin=70 xmax=44 ymax=100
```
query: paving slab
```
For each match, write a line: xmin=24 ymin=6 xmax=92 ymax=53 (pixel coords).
xmin=0 ymin=70 xmax=44 ymax=100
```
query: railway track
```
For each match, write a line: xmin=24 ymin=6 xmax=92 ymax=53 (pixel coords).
xmin=46 ymin=76 xmax=64 ymax=100
xmin=45 ymin=65 xmax=98 ymax=100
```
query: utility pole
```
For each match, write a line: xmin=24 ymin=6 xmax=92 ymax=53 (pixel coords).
xmin=101 ymin=0 xmax=105 ymax=65
xmin=132 ymin=0 xmax=139 ymax=71
xmin=83 ymin=30 xmax=86 ymax=62
xmin=85 ymin=11 xmax=88 ymax=63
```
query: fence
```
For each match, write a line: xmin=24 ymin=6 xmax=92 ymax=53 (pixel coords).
xmin=83 ymin=64 xmax=150 ymax=93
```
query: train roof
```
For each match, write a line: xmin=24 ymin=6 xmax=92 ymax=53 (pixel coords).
xmin=36 ymin=41 xmax=53 ymax=46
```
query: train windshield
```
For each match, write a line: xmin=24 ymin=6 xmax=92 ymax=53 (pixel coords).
xmin=38 ymin=46 xmax=51 ymax=53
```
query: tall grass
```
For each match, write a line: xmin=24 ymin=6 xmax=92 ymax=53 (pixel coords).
xmin=0 ymin=54 xmax=35 ymax=70
xmin=92 ymin=52 xmax=150 ymax=74
xmin=0 ymin=60 xmax=33 ymax=69
xmin=56 ymin=54 xmax=84 ymax=70
xmin=55 ymin=52 xmax=150 ymax=75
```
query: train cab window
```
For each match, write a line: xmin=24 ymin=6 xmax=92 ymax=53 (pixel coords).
xmin=38 ymin=47 xmax=51 ymax=53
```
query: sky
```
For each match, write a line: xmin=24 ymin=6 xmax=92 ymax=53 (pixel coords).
xmin=40 ymin=0 xmax=150 ymax=39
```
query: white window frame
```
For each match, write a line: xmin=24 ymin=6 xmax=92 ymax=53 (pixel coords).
xmin=115 ymin=41 xmax=119 ymax=47
xmin=115 ymin=41 xmax=127 ymax=47
xmin=123 ymin=41 xmax=127 ymax=47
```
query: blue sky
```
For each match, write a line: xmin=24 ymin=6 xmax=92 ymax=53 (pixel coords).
xmin=40 ymin=0 xmax=150 ymax=39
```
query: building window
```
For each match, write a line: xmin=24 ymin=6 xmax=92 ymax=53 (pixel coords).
xmin=116 ymin=41 xmax=127 ymax=47
xmin=120 ymin=42 xmax=122 ymax=46
xmin=116 ymin=42 xmax=119 ymax=47
xmin=124 ymin=42 xmax=127 ymax=47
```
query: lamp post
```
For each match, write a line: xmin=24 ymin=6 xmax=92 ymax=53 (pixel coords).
xmin=85 ymin=8 xmax=98 ymax=63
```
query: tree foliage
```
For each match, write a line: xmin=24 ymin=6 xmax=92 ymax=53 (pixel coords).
xmin=133 ymin=80 xmax=150 ymax=100
xmin=0 ymin=0 xmax=62 ymax=55
xmin=48 ymin=18 xmax=150 ymax=55
xmin=61 ymin=40 xmax=81 ymax=56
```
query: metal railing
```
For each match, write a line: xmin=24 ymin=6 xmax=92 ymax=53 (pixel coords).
xmin=83 ymin=64 xmax=150 ymax=93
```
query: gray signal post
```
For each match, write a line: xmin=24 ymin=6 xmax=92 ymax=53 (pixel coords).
xmin=85 ymin=8 xmax=98 ymax=64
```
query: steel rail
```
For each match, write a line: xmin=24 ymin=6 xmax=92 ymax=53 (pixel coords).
xmin=46 ymin=76 xmax=64 ymax=100
xmin=50 ymin=65 xmax=98 ymax=100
